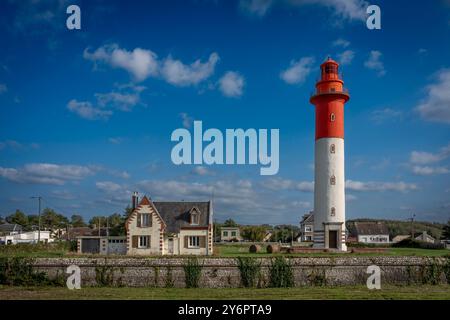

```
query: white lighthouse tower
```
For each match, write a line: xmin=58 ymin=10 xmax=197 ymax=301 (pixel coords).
xmin=309 ymin=58 xmax=349 ymax=251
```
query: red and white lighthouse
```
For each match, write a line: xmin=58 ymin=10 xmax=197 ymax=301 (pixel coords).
xmin=310 ymin=57 xmax=349 ymax=251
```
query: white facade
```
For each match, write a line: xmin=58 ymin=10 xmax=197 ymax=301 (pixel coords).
xmin=1 ymin=230 xmax=53 ymax=244
xmin=313 ymin=138 xmax=347 ymax=250
xmin=358 ymin=235 xmax=389 ymax=244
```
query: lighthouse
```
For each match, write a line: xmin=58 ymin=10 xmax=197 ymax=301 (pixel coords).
xmin=310 ymin=57 xmax=349 ymax=251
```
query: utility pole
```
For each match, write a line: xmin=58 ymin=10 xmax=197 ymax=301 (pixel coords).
xmin=31 ymin=196 xmax=42 ymax=243
xmin=410 ymin=213 xmax=416 ymax=240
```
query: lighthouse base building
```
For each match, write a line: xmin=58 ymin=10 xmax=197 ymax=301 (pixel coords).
xmin=310 ymin=57 xmax=349 ymax=251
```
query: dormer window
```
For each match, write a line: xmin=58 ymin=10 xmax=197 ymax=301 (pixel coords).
xmin=190 ymin=208 xmax=200 ymax=225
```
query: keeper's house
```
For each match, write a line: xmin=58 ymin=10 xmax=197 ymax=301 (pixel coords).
xmin=126 ymin=193 xmax=213 ymax=256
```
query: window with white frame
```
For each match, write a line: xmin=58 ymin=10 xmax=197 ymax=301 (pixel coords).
xmin=191 ymin=212 xmax=199 ymax=225
xmin=305 ymin=226 xmax=312 ymax=232
xmin=189 ymin=236 xmax=200 ymax=248
xmin=330 ymin=113 xmax=336 ymax=122
xmin=141 ymin=213 xmax=151 ymax=227
xmin=138 ymin=236 xmax=150 ymax=248
xmin=223 ymin=231 xmax=228 ymax=236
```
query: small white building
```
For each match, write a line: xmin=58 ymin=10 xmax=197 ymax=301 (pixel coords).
xmin=353 ymin=222 xmax=390 ymax=244
xmin=1 ymin=230 xmax=53 ymax=245
xmin=298 ymin=212 xmax=314 ymax=242
xmin=220 ymin=227 xmax=241 ymax=242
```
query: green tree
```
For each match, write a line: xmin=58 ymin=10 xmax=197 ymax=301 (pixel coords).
xmin=6 ymin=210 xmax=29 ymax=229
xmin=442 ymin=220 xmax=450 ymax=240
xmin=108 ymin=212 xmax=126 ymax=236
xmin=241 ymin=226 xmax=267 ymax=242
xmin=223 ymin=218 xmax=238 ymax=227
xmin=70 ymin=214 xmax=87 ymax=227
xmin=41 ymin=208 xmax=69 ymax=232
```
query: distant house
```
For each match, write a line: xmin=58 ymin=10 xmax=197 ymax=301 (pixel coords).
xmin=126 ymin=195 xmax=213 ymax=255
xmin=1 ymin=230 xmax=53 ymax=245
xmin=298 ymin=212 xmax=314 ymax=242
xmin=220 ymin=227 xmax=241 ymax=242
xmin=415 ymin=231 xmax=435 ymax=243
xmin=0 ymin=223 xmax=23 ymax=236
xmin=353 ymin=222 xmax=390 ymax=244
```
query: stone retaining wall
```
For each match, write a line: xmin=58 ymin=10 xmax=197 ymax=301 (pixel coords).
xmin=33 ymin=256 xmax=449 ymax=288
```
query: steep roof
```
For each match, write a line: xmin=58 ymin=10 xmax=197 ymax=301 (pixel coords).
xmin=354 ymin=222 xmax=389 ymax=236
xmin=153 ymin=201 xmax=211 ymax=234
xmin=0 ymin=223 xmax=23 ymax=232
xmin=300 ymin=213 xmax=314 ymax=225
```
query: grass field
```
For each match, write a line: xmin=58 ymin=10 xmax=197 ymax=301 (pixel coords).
xmin=0 ymin=285 xmax=449 ymax=300
xmin=0 ymin=243 xmax=448 ymax=258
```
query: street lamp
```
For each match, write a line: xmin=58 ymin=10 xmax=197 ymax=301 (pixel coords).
xmin=31 ymin=196 xmax=42 ymax=243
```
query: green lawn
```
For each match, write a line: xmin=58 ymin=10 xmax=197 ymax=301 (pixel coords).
xmin=215 ymin=244 xmax=450 ymax=257
xmin=0 ymin=285 xmax=448 ymax=300
xmin=0 ymin=244 xmax=448 ymax=258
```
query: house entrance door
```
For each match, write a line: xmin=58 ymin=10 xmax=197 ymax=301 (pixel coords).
xmin=328 ymin=231 xmax=338 ymax=249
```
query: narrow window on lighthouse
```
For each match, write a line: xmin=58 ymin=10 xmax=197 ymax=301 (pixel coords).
xmin=330 ymin=113 xmax=336 ymax=122
xmin=330 ymin=175 xmax=336 ymax=185
xmin=331 ymin=207 xmax=336 ymax=216
xmin=330 ymin=144 xmax=335 ymax=153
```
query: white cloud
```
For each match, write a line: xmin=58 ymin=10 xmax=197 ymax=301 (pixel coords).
xmin=160 ymin=53 xmax=219 ymax=87
xmin=0 ymin=163 xmax=95 ymax=185
xmin=84 ymin=44 xmax=159 ymax=82
xmin=191 ymin=166 xmax=214 ymax=176
xmin=0 ymin=140 xmax=39 ymax=151
xmin=411 ymin=166 xmax=449 ymax=176
xmin=108 ymin=137 xmax=124 ymax=144
xmin=179 ymin=112 xmax=194 ymax=129
xmin=239 ymin=0 xmax=273 ymax=16
xmin=0 ymin=84 xmax=7 ymax=94
xmin=219 ymin=71 xmax=245 ymax=97
xmin=262 ymin=178 xmax=314 ymax=192
xmin=345 ymin=180 xmax=418 ymax=192
xmin=415 ymin=69 xmax=450 ymax=124
xmin=280 ymin=57 xmax=315 ymax=85
xmin=346 ymin=194 xmax=357 ymax=201
xmin=337 ymin=50 xmax=355 ymax=65
xmin=67 ymin=100 xmax=112 ymax=121
xmin=96 ymin=181 xmax=122 ymax=193
xmin=332 ymin=38 xmax=350 ymax=48
xmin=371 ymin=108 xmax=402 ymax=124
xmin=410 ymin=151 xmax=443 ymax=165
xmin=364 ymin=50 xmax=386 ymax=76
xmin=95 ymin=88 xmax=143 ymax=112
xmin=240 ymin=0 xmax=368 ymax=22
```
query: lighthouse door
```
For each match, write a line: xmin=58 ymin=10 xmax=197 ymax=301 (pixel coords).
xmin=328 ymin=231 xmax=338 ymax=249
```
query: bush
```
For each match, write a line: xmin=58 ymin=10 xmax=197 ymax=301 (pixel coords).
xmin=268 ymin=256 xmax=294 ymax=288
xmin=0 ymin=257 xmax=60 ymax=286
xmin=237 ymin=257 xmax=261 ymax=288
xmin=183 ymin=257 xmax=202 ymax=288
xmin=392 ymin=239 xmax=445 ymax=249
xmin=346 ymin=242 xmax=391 ymax=248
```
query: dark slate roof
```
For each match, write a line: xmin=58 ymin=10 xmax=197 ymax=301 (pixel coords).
xmin=300 ymin=213 xmax=314 ymax=225
xmin=354 ymin=222 xmax=389 ymax=236
xmin=153 ymin=201 xmax=211 ymax=233
xmin=0 ymin=223 xmax=23 ymax=232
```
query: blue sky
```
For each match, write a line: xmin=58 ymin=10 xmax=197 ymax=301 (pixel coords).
xmin=0 ymin=0 xmax=449 ymax=224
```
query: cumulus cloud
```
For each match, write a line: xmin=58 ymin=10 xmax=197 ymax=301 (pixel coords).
xmin=160 ymin=53 xmax=219 ymax=87
xmin=84 ymin=44 xmax=159 ymax=82
xmin=364 ymin=50 xmax=386 ymax=76
xmin=0 ymin=140 xmax=40 ymax=151
xmin=415 ymin=69 xmax=450 ymax=124
xmin=345 ymin=180 xmax=418 ymax=192
xmin=262 ymin=177 xmax=315 ymax=192
xmin=239 ymin=0 xmax=273 ymax=16
xmin=191 ymin=166 xmax=214 ymax=176
xmin=409 ymin=143 xmax=450 ymax=176
xmin=337 ymin=50 xmax=355 ymax=65
xmin=96 ymin=181 xmax=122 ymax=193
xmin=332 ymin=38 xmax=350 ymax=48
xmin=68 ymin=84 xmax=145 ymax=120
xmin=280 ymin=57 xmax=315 ymax=85
xmin=0 ymin=163 xmax=95 ymax=185
xmin=240 ymin=0 xmax=368 ymax=22
xmin=67 ymin=100 xmax=113 ymax=121
xmin=219 ymin=71 xmax=245 ymax=97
